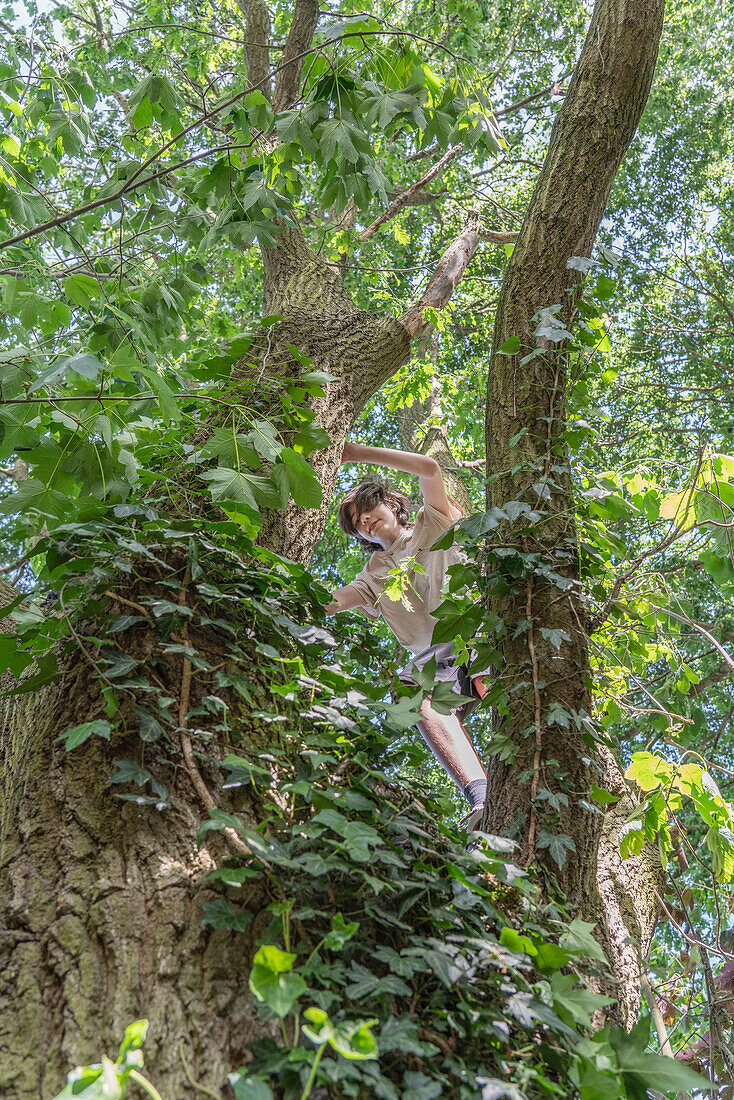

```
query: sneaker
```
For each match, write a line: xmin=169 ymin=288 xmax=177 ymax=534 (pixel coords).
xmin=458 ymin=804 xmax=484 ymax=832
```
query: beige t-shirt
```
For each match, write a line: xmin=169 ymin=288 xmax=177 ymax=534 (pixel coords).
xmin=341 ymin=502 xmax=463 ymax=654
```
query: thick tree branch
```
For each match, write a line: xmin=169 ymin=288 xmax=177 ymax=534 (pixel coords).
xmin=234 ymin=0 xmax=272 ymax=100
xmin=401 ymin=210 xmax=483 ymax=337
xmin=273 ymin=0 xmax=320 ymax=111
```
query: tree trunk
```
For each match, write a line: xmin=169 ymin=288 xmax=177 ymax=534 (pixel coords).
xmin=481 ymin=0 xmax=665 ymax=1023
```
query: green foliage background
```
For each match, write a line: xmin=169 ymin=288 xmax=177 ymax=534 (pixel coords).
xmin=0 ymin=0 xmax=733 ymax=1094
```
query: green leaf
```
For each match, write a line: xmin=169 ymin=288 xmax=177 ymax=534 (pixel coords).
xmin=590 ymin=784 xmax=619 ymax=805
xmin=499 ymin=926 xmax=537 ymax=957
xmin=56 ymin=719 xmax=112 ymax=751
xmin=201 ymin=898 xmax=251 ymax=931
xmin=199 ymin=467 xmax=259 ymax=510
xmin=117 ymin=1019 xmax=148 ymax=1062
xmin=550 ymin=973 xmax=614 ymax=1026
xmin=0 ymin=632 xmax=33 ymax=676
xmin=278 ymin=449 xmax=322 ymax=507
xmin=499 ymin=335 xmax=521 ymax=354
xmin=0 ymin=478 xmax=68 ymax=519
xmin=536 ymin=829 xmax=576 ymax=870
xmin=252 ymin=944 xmax=296 ymax=974
xmin=63 ymin=273 xmax=103 ymax=308
xmin=228 ymin=1073 xmax=275 ymax=1100
xmin=559 ymin=918 xmax=608 ymax=963
xmin=249 ymin=947 xmax=306 ymax=1017
xmin=134 ymin=708 xmax=164 ymax=742
xmin=594 ymin=274 xmax=615 ymax=300
xmin=108 ymin=759 xmax=152 ymax=786
xmin=329 ymin=1018 xmax=379 ymax=1060
xmin=608 ymin=1023 xmax=716 ymax=1092
xmin=323 ymin=912 xmax=359 ymax=950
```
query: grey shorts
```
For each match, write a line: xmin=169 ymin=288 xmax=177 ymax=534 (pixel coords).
xmin=398 ymin=641 xmax=487 ymax=722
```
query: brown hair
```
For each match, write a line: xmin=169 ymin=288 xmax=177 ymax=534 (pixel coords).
xmin=338 ymin=480 xmax=412 ymax=551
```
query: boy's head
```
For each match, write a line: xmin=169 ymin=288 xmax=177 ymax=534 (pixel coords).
xmin=338 ymin=480 xmax=411 ymax=551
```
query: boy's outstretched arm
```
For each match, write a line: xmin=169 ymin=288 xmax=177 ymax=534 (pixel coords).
xmin=325 ymin=586 xmax=367 ymax=616
xmin=341 ymin=442 xmax=453 ymax=519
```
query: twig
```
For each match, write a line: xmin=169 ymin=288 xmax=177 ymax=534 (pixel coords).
xmin=106 ymin=589 xmax=155 ymax=626
xmin=641 ymin=971 xmax=674 ymax=1057
xmin=178 ymin=1039 xmax=221 ymax=1099
xmin=647 ymin=602 xmax=734 ymax=671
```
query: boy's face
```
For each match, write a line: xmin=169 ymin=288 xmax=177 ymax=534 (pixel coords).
xmin=348 ymin=499 xmax=403 ymax=550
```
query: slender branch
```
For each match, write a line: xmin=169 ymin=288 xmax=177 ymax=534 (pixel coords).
xmin=360 ymin=144 xmax=464 ymax=241
xmin=647 ymin=603 xmax=734 ymax=671
xmin=0 ymin=138 xmax=257 ymax=252
xmin=494 ymin=72 xmax=572 ymax=120
xmin=478 ymin=227 xmax=519 ymax=244
xmin=641 ymin=971 xmax=674 ymax=1058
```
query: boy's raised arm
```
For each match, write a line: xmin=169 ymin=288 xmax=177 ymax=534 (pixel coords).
xmin=325 ymin=585 xmax=369 ymax=615
xmin=341 ymin=442 xmax=452 ymax=519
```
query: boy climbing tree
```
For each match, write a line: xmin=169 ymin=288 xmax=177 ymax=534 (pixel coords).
xmin=326 ymin=442 xmax=488 ymax=827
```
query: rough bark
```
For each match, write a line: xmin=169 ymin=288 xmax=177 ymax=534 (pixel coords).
xmin=272 ymin=0 xmax=321 ymax=112
xmin=480 ymin=0 xmax=665 ymax=1024
xmin=235 ymin=0 xmax=272 ymax=99
xmin=0 ymin=634 xmax=278 ymax=1097
xmin=0 ymin=2 xmax=669 ymax=1091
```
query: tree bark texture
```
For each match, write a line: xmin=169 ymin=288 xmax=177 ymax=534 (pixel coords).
xmin=481 ymin=0 xmax=665 ymax=1023
xmin=0 ymin=662 xmax=277 ymax=1097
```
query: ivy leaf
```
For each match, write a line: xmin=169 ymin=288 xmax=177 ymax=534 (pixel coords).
xmin=536 ymin=829 xmax=576 ymax=870
xmin=201 ymin=898 xmax=251 ymax=932
xmin=228 ymin=1073 xmax=275 ymax=1100
xmin=108 ymin=759 xmax=152 ymax=786
xmin=56 ymin=719 xmax=112 ymax=751
xmin=539 ymin=627 xmax=571 ymax=649
xmin=249 ymin=946 xmax=306 ymax=1017
xmin=134 ymin=708 xmax=164 ymax=742
xmin=329 ymin=1018 xmax=379 ymax=1060
xmin=323 ymin=912 xmax=359 ymax=950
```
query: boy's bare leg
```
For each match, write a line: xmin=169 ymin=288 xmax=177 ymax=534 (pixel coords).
xmin=417 ymin=698 xmax=486 ymax=791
